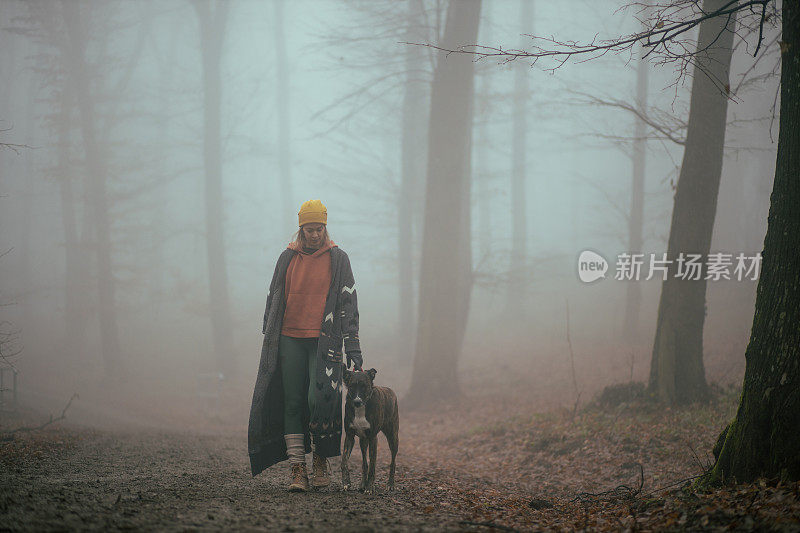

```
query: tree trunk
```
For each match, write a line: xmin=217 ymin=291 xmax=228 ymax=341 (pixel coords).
xmin=55 ymin=77 xmax=89 ymax=361
xmin=398 ymin=0 xmax=427 ymax=357
xmin=274 ymin=0 xmax=294 ymax=240
xmin=710 ymin=0 xmax=800 ymax=483
xmin=406 ymin=0 xmax=481 ymax=404
xmin=506 ymin=0 xmax=532 ymax=322
xmin=147 ymin=25 xmax=176 ymax=306
xmin=648 ymin=0 xmax=735 ymax=404
xmin=475 ymin=11 xmax=492 ymax=262
xmin=62 ymin=0 xmax=122 ymax=377
xmin=195 ymin=0 xmax=235 ymax=378
xmin=623 ymin=38 xmax=648 ymax=342
xmin=18 ymin=70 xmax=35 ymax=331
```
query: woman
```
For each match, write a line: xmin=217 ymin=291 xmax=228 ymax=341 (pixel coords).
xmin=248 ymin=199 xmax=363 ymax=492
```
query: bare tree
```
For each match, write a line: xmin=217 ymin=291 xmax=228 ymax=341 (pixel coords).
xmin=310 ymin=0 xmax=444 ymax=354
xmin=193 ymin=0 xmax=236 ymax=379
xmin=649 ymin=0 xmax=738 ymax=404
xmin=62 ymin=0 xmax=122 ymax=377
xmin=474 ymin=5 xmax=493 ymax=263
xmin=0 ymin=75 xmax=22 ymax=374
xmin=54 ymin=71 xmax=91 ymax=362
xmin=398 ymin=0 xmax=429 ymax=357
xmin=505 ymin=0 xmax=534 ymax=322
xmin=34 ymin=5 xmax=93 ymax=366
xmin=406 ymin=0 xmax=482 ymax=404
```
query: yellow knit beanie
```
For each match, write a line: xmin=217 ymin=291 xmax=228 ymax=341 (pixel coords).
xmin=298 ymin=199 xmax=327 ymax=227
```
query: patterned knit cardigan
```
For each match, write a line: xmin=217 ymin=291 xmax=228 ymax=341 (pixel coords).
xmin=248 ymin=246 xmax=361 ymax=476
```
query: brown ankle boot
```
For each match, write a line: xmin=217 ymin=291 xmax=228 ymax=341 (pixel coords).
xmin=311 ymin=453 xmax=330 ymax=488
xmin=288 ymin=462 xmax=309 ymax=492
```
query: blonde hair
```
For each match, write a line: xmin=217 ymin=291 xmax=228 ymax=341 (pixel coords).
xmin=292 ymin=224 xmax=332 ymax=249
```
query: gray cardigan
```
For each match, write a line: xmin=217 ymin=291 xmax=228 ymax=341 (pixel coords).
xmin=248 ymin=245 xmax=361 ymax=476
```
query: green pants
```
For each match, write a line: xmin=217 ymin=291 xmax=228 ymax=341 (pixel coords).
xmin=279 ymin=334 xmax=318 ymax=435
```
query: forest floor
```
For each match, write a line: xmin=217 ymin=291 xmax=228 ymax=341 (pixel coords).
xmin=2 ymin=369 xmax=800 ymax=531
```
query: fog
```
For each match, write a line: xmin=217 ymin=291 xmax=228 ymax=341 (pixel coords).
xmin=0 ymin=0 xmax=778 ymax=430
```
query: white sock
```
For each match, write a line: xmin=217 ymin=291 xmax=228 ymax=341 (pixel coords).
xmin=284 ymin=434 xmax=305 ymax=465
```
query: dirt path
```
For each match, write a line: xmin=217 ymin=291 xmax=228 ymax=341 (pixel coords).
xmin=4 ymin=356 xmax=799 ymax=531
xmin=1 ymin=426 xmax=479 ymax=532
xmin=0 ymin=351 xmax=587 ymax=532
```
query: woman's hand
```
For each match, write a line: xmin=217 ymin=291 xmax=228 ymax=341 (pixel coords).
xmin=346 ymin=350 xmax=363 ymax=370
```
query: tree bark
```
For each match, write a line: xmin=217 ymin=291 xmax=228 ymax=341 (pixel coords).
xmin=648 ymin=0 xmax=736 ymax=404
xmin=407 ymin=0 xmax=481 ymax=404
xmin=710 ymin=0 xmax=800 ymax=483
xmin=195 ymin=0 xmax=235 ymax=378
xmin=398 ymin=0 xmax=428 ymax=357
xmin=62 ymin=0 xmax=122 ymax=377
xmin=623 ymin=37 xmax=649 ymax=342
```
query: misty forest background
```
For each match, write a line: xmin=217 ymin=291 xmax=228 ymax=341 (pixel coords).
xmin=0 ymin=0 xmax=780 ymax=420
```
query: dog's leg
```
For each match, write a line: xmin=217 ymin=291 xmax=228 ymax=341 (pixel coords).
xmin=365 ymin=435 xmax=378 ymax=494
xmin=341 ymin=432 xmax=355 ymax=490
xmin=359 ymin=437 xmax=369 ymax=492
xmin=387 ymin=428 xmax=398 ymax=492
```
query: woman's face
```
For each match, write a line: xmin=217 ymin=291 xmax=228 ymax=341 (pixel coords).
xmin=302 ymin=223 xmax=325 ymax=249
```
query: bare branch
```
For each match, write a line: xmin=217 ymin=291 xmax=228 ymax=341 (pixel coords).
xmin=573 ymin=91 xmax=687 ymax=146
xmin=0 ymin=123 xmax=36 ymax=153
xmin=1 ymin=394 xmax=79 ymax=440
xmin=0 ymin=321 xmax=23 ymax=366
xmin=402 ymin=0 xmax=776 ymax=88
xmin=0 ymin=142 xmax=36 ymax=154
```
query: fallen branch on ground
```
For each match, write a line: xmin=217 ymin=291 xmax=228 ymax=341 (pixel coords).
xmin=1 ymin=393 xmax=78 ymax=442
xmin=571 ymin=462 xmax=645 ymax=504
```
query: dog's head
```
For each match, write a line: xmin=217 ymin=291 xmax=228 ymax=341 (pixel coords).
xmin=343 ymin=368 xmax=377 ymax=408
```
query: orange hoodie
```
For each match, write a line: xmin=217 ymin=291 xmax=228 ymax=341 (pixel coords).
xmin=281 ymin=240 xmax=337 ymax=337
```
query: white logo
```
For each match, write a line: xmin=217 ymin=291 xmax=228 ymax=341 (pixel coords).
xmin=578 ymin=250 xmax=608 ymax=283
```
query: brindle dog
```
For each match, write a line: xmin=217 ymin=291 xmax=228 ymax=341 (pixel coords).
xmin=341 ymin=368 xmax=399 ymax=493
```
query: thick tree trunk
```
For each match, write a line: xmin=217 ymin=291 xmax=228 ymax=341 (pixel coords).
xmin=398 ymin=0 xmax=427 ymax=356
xmin=63 ymin=1 xmax=122 ymax=377
xmin=506 ymin=0 xmax=532 ymax=321
xmin=274 ymin=0 xmax=294 ymax=239
xmin=648 ymin=0 xmax=735 ymax=404
xmin=196 ymin=0 xmax=235 ymax=378
xmin=623 ymin=39 xmax=648 ymax=342
xmin=407 ymin=0 xmax=481 ymax=404
xmin=710 ymin=0 xmax=800 ymax=483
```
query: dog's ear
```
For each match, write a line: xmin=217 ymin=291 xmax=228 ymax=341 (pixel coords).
xmin=343 ymin=369 xmax=353 ymax=386
xmin=366 ymin=368 xmax=377 ymax=382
